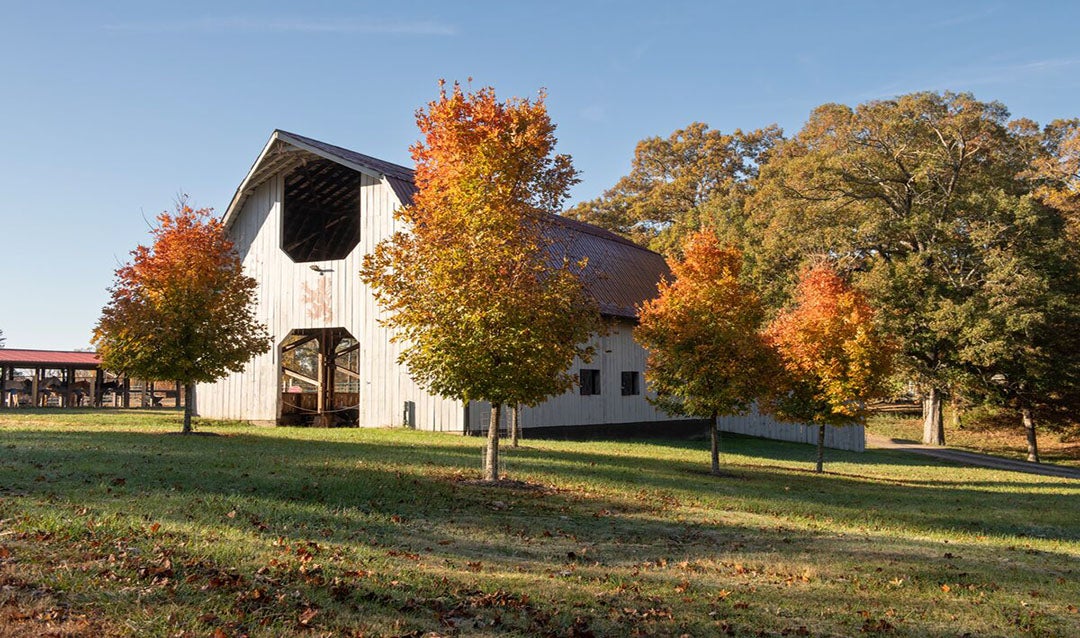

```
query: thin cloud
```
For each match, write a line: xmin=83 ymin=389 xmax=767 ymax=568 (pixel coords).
xmin=851 ymin=57 xmax=1080 ymax=102
xmin=927 ymin=5 xmax=1002 ymax=29
xmin=103 ymin=16 xmax=457 ymax=36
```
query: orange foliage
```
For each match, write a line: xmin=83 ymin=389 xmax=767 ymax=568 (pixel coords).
xmin=93 ymin=202 xmax=270 ymax=397
xmin=765 ymin=263 xmax=891 ymax=425
xmin=361 ymin=83 xmax=598 ymax=480
xmin=636 ymin=230 xmax=775 ymax=420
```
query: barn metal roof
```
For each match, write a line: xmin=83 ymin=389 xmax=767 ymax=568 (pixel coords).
xmin=0 ymin=349 xmax=102 ymax=368
xmin=224 ymin=131 xmax=669 ymax=320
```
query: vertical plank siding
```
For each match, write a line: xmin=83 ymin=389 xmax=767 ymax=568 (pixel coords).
xmin=196 ymin=173 xmax=461 ymax=430
xmin=716 ymin=409 xmax=865 ymax=452
xmin=466 ymin=322 xmax=865 ymax=452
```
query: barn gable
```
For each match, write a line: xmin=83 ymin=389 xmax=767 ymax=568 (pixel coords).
xmin=224 ymin=129 xmax=670 ymax=320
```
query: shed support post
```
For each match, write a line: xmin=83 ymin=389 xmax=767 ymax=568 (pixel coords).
xmin=31 ymin=369 xmax=40 ymax=408
xmin=93 ymin=369 xmax=102 ymax=407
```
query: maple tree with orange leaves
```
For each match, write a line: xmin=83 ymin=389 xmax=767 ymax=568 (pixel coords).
xmin=765 ymin=262 xmax=891 ymax=472
xmin=635 ymin=230 xmax=777 ymax=475
xmin=361 ymin=82 xmax=599 ymax=481
xmin=93 ymin=200 xmax=270 ymax=433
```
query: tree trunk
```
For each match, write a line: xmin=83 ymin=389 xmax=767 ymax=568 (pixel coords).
xmin=182 ymin=382 xmax=194 ymax=434
xmin=950 ymin=395 xmax=964 ymax=430
xmin=510 ymin=404 xmax=520 ymax=448
xmin=1022 ymin=406 xmax=1039 ymax=463
xmin=922 ymin=387 xmax=945 ymax=446
xmin=710 ymin=410 xmax=721 ymax=475
xmin=484 ymin=403 xmax=501 ymax=482
xmin=816 ymin=424 xmax=825 ymax=473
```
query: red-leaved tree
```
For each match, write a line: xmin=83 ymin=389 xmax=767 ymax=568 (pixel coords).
xmin=636 ymin=230 xmax=777 ymax=475
xmin=93 ymin=201 xmax=271 ymax=433
xmin=361 ymin=83 xmax=599 ymax=481
xmin=765 ymin=263 xmax=891 ymax=472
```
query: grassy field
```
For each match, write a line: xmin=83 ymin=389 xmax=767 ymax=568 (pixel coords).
xmin=868 ymin=413 xmax=1080 ymax=468
xmin=1 ymin=410 xmax=1078 ymax=637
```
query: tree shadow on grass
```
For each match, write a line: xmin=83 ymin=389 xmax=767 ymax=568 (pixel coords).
xmin=3 ymin=428 xmax=1078 ymax=546
xmin=3 ymin=427 xmax=1080 ymax=636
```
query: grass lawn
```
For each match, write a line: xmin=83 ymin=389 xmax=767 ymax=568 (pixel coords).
xmin=868 ymin=414 xmax=1080 ymax=468
xmin=1 ymin=410 xmax=1078 ymax=637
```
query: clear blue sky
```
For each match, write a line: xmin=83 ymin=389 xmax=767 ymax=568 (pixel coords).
xmin=2 ymin=1 xmax=1078 ymax=350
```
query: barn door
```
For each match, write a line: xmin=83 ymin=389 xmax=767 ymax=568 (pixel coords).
xmin=279 ymin=327 xmax=359 ymax=426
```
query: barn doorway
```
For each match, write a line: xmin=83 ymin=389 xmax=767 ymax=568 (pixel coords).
xmin=279 ymin=328 xmax=359 ymax=426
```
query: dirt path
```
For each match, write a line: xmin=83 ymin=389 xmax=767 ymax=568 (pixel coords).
xmin=866 ymin=434 xmax=1080 ymax=480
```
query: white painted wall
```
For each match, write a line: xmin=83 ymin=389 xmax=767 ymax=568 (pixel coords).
xmin=195 ymin=171 xmax=463 ymax=431
xmin=466 ymin=321 xmax=696 ymax=432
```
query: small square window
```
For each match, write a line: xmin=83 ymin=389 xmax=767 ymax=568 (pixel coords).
xmin=621 ymin=371 xmax=640 ymax=396
xmin=579 ymin=369 xmax=601 ymax=396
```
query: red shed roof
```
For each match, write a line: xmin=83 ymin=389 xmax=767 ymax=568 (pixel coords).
xmin=0 ymin=349 xmax=102 ymax=368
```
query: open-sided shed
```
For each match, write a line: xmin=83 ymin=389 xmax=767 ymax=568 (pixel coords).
xmin=0 ymin=349 xmax=103 ymax=408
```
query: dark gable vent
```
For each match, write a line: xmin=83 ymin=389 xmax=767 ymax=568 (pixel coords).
xmin=282 ymin=158 xmax=362 ymax=262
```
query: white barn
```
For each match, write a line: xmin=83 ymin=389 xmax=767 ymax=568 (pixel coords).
xmin=195 ymin=130 xmax=865 ymax=451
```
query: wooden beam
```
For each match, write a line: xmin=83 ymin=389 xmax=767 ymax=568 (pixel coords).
xmin=30 ymin=371 xmax=39 ymax=408
xmin=282 ymin=367 xmax=319 ymax=388
xmin=281 ymin=334 xmax=318 ymax=353
xmin=334 ymin=365 xmax=360 ymax=380
xmin=316 ymin=331 xmax=326 ymax=414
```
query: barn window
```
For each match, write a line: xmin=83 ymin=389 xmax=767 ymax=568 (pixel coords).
xmin=579 ymin=369 xmax=601 ymax=396
xmin=281 ymin=158 xmax=362 ymax=262
xmin=621 ymin=371 xmax=640 ymax=396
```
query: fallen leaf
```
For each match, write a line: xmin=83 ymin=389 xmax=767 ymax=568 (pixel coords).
xmin=298 ymin=607 xmax=318 ymax=626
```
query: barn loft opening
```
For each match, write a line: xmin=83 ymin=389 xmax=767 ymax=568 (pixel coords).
xmin=281 ymin=158 xmax=362 ymax=262
xmin=279 ymin=328 xmax=359 ymax=426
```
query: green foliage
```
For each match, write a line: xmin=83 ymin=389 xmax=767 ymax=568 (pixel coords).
xmin=747 ymin=92 xmax=1080 ymax=451
xmin=565 ymin=122 xmax=781 ymax=255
